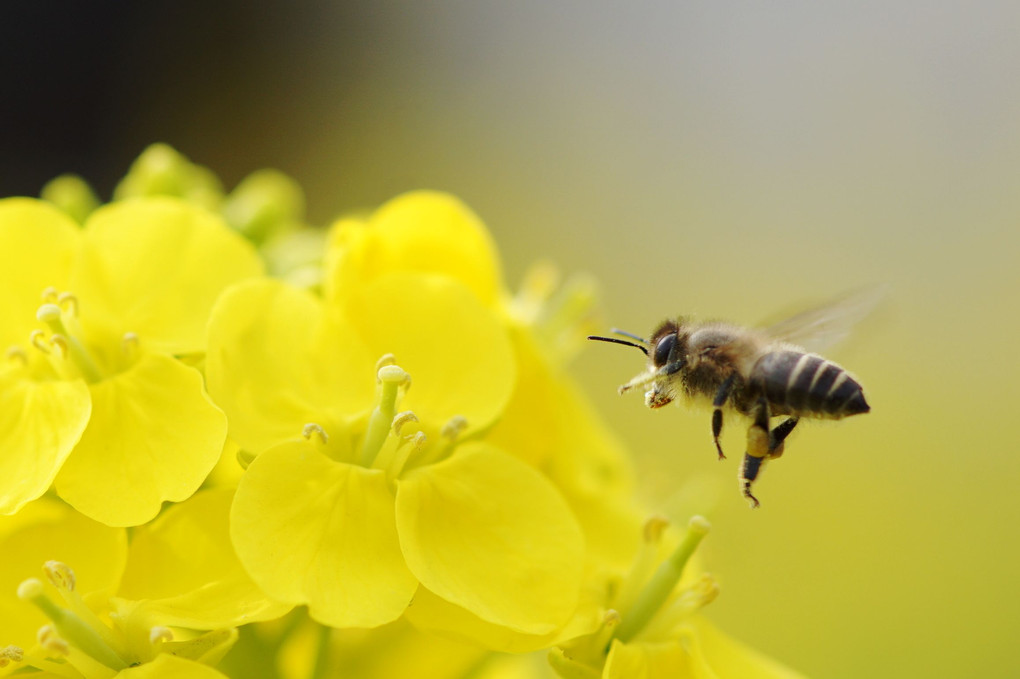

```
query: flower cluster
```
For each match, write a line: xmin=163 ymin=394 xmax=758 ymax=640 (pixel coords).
xmin=0 ymin=144 xmax=805 ymax=678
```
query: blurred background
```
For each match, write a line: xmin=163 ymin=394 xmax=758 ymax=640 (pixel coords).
xmin=4 ymin=1 xmax=1018 ymax=677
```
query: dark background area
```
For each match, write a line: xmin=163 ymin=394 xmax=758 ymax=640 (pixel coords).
xmin=2 ymin=1 xmax=364 ymax=209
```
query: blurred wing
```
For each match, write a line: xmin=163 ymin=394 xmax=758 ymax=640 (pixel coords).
xmin=761 ymin=286 xmax=887 ymax=354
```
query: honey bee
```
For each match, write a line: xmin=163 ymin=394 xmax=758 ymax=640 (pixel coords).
xmin=589 ymin=289 xmax=880 ymax=507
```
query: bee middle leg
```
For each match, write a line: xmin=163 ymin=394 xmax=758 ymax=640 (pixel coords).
xmin=711 ymin=374 xmax=737 ymax=460
xmin=740 ymin=397 xmax=771 ymax=508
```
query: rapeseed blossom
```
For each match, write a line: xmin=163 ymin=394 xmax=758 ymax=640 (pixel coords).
xmin=0 ymin=146 xmax=807 ymax=678
xmin=0 ymin=197 xmax=262 ymax=526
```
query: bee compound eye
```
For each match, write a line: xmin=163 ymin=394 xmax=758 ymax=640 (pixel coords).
xmin=653 ymin=333 xmax=677 ymax=367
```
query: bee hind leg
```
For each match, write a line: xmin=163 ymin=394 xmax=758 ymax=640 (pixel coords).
xmin=711 ymin=374 xmax=737 ymax=460
xmin=767 ymin=417 xmax=799 ymax=459
xmin=740 ymin=398 xmax=771 ymax=508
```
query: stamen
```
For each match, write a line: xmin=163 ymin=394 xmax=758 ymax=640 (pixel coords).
xmin=643 ymin=515 xmax=669 ymax=543
xmin=149 ymin=627 xmax=173 ymax=646
xmin=18 ymin=578 xmax=128 ymax=671
xmin=57 ymin=292 xmax=78 ymax=317
xmin=374 ymin=353 xmax=397 ymax=373
xmin=615 ymin=516 xmax=671 ymax=616
xmin=40 ymin=287 xmax=60 ymax=304
xmin=30 ymin=330 xmax=51 ymax=354
xmin=37 ymin=625 xmax=69 ymax=656
xmin=613 ymin=516 xmax=711 ymax=644
xmin=34 ymin=303 xmax=103 ymax=383
xmin=121 ymin=332 xmax=140 ymax=360
xmin=6 ymin=346 xmax=28 ymax=366
xmin=440 ymin=415 xmax=468 ymax=441
xmin=391 ymin=411 xmax=419 ymax=437
xmin=0 ymin=645 xmax=24 ymax=668
xmin=388 ymin=430 xmax=427 ymax=480
xmin=302 ymin=423 xmax=329 ymax=445
xmin=43 ymin=561 xmax=76 ymax=592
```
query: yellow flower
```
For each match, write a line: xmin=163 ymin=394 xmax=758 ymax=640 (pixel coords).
xmin=208 ymin=272 xmax=586 ymax=641
xmin=0 ymin=491 xmax=283 ymax=678
xmin=324 ymin=191 xmax=642 ymax=571
xmin=0 ymin=197 xmax=262 ymax=526
xmin=549 ymin=517 xmax=806 ymax=679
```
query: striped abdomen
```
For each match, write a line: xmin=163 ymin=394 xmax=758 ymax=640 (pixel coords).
xmin=751 ymin=350 xmax=869 ymax=418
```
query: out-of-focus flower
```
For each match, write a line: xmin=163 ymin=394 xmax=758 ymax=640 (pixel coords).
xmin=549 ymin=517 xmax=806 ymax=679
xmin=0 ymin=491 xmax=284 ymax=678
xmin=0 ymin=197 xmax=262 ymax=526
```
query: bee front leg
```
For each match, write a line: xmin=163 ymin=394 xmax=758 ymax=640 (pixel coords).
xmin=711 ymin=374 xmax=737 ymax=460
xmin=740 ymin=397 xmax=771 ymax=508
xmin=768 ymin=417 xmax=799 ymax=459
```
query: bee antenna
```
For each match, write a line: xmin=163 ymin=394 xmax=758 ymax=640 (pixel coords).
xmin=587 ymin=335 xmax=649 ymax=356
xmin=610 ymin=328 xmax=648 ymax=344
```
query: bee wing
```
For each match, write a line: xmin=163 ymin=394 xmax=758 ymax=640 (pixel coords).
xmin=760 ymin=286 xmax=887 ymax=354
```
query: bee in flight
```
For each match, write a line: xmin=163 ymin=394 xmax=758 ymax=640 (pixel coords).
xmin=588 ymin=290 xmax=879 ymax=507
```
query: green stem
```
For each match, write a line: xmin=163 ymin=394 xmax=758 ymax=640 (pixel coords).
xmin=613 ymin=516 xmax=710 ymax=644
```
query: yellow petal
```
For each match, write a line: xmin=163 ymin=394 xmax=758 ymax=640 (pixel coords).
xmin=0 ymin=198 xmax=80 ymax=349
xmin=487 ymin=329 xmax=641 ymax=570
xmin=71 ymin=197 xmax=263 ymax=355
xmin=230 ymin=441 xmax=417 ymax=628
xmin=206 ymin=278 xmax=374 ymax=455
xmin=54 ymin=353 xmax=226 ymax=526
xmin=116 ymin=488 xmax=290 ymax=628
xmin=395 ymin=443 xmax=584 ymax=634
xmin=0 ymin=367 xmax=91 ymax=515
xmin=114 ymin=654 xmax=229 ymax=679
xmin=680 ymin=617 xmax=808 ymax=679
xmin=404 ymin=583 xmax=602 ymax=654
xmin=605 ymin=639 xmax=689 ymax=679
xmin=325 ymin=191 xmax=503 ymax=306
xmin=345 ymin=273 xmax=516 ymax=432
xmin=0 ymin=499 xmax=127 ymax=654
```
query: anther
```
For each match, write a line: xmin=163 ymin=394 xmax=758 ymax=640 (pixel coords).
xmin=30 ymin=330 xmax=50 ymax=354
xmin=37 ymin=625 xmax=70 ymax=656
xmin=643 ymin=516 xmax=670 ymax=544
xmin=149 ymin=627 xmax=173 ymax=646
xmin=391 ymin=411 xmax=419 ymax=437
xmin=41 ymin=287 xmax=60 ymax=304
xmin=44 ymin=561 xmax=76 ymax=593
xmin=6 ymin=346 xmax=28 ymax=366
xmin=49 ymin=335 xmax=69 ymax=359
xmin=0 ymin=646 xmax=24 ymax=668
xmin=375 ymin=353 xmax=397 ymax=373
xmin=441 ymin=415 xmax=468 ymax=441
xmin=121 ymin=332 xmax=139 ymax=357
xmin=302 ymin=423 xmax=329 ymax=444
xmin=407 ymin=431 xmax=427 ymax=449
xmin=57 ymin=292 xmax=78 ymax=317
